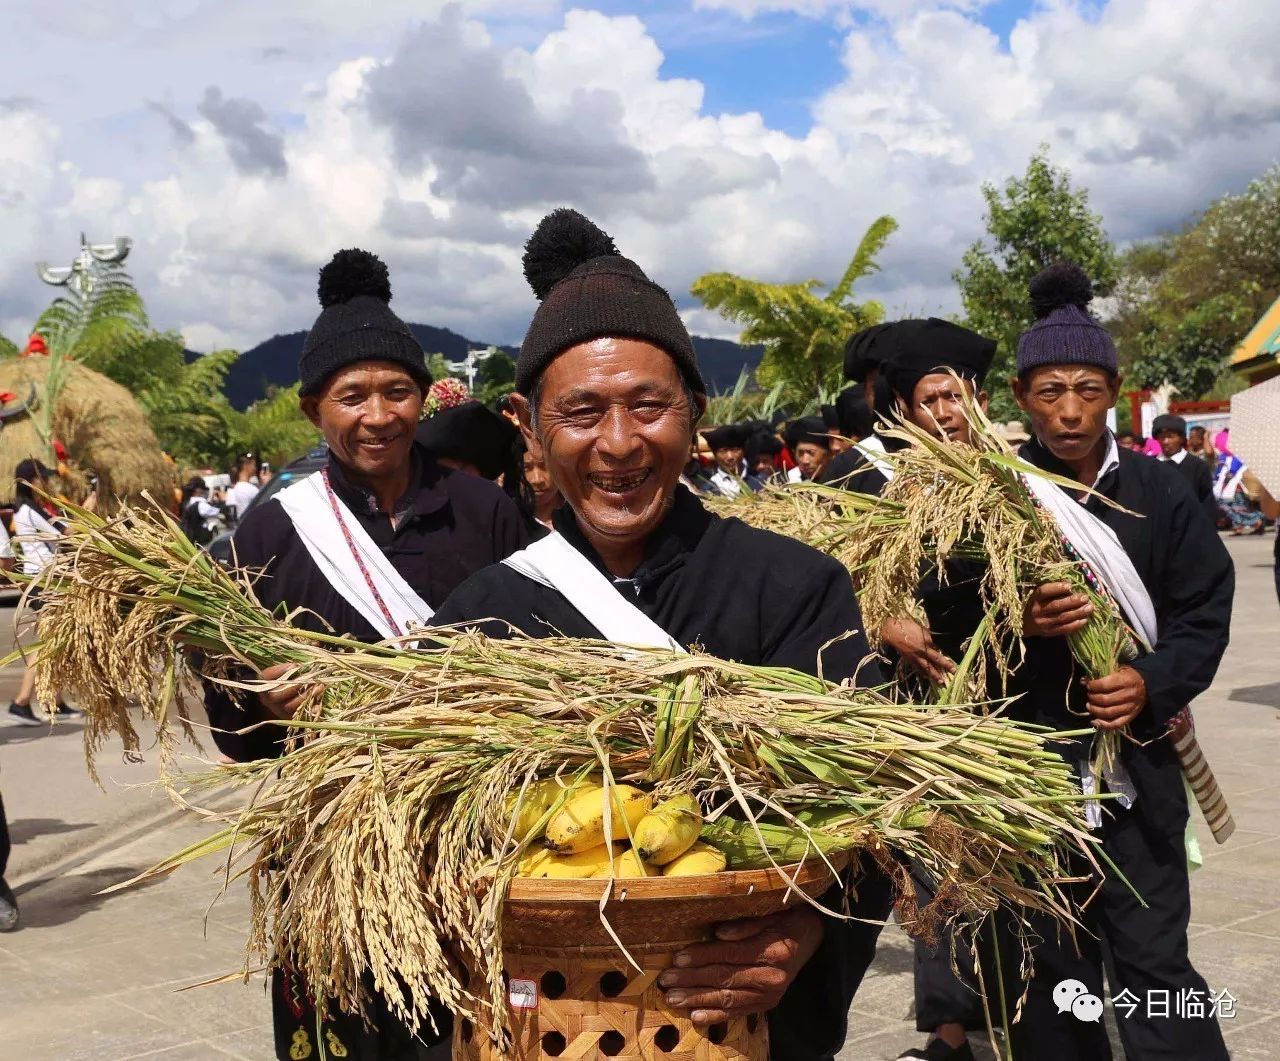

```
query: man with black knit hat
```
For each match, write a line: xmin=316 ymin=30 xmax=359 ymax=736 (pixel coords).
xmin=980 ymin=262 xmax=1233 ymax=1061
xmin=434 ymin=207 xmax=892 ymax=1061
xmin=1152 ymin=413 xmax=1217 ymax=524
xmin=205 ymin=248 xmax=526 ymax=1061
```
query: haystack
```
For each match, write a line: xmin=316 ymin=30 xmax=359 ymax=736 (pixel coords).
xmin=0 ymin=357 xmax=175 ymax=510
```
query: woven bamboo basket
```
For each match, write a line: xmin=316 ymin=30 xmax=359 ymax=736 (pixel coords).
xmin=455 ymin=857 xmax=844 ymax=1060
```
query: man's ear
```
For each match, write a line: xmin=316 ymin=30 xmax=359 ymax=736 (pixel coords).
xmin=976 ymin=389 xmax=990 ymax=414
xmin=1108 ymin=373 xmax=1124 ymax=408
xmin=300 ymin=395 xmax=322 ymax=429
xmin=508 ymin=393 xmax=544 ymax=461
xmin=1011 ymin=375 xmax=1029 ymax=413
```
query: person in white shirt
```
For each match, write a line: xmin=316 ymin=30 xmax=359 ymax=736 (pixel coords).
xmin=7 ymin=459 xmax=79 ymax=725
xmin=227 ymin=453 xmax=261 ymax=521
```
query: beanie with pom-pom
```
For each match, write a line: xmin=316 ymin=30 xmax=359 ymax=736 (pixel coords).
xmin=1016 ymin=260 xmax=1116 ymax=376
xmin=516 ymin=208 xmax=703 ymax=395
xmin=298 ymin=248 xmax=430 ymax=396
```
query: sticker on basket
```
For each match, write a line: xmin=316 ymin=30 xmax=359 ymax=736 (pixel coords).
xmin=509 ymin=978 xmax=539 ymax=1010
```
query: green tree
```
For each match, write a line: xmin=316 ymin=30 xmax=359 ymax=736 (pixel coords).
xmin=954 ymin=149 xmax=1118 ymax=418
xmin=1116 ymin=165 xmax=1280 ymax=397
xmin=473 ymin=348 xmax=516 ymax=407
xmin=226 ymin=384 xmax=320 ymax=467
xmin=0 ymin=335 xmax=19 ymax=359
xmin=691 ymin=216 xmax=898 ymax=404
xmin=28 ymin=262 xmax=240 ymax=464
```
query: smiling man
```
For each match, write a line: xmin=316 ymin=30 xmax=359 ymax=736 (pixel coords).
xmin=434 ymin=208 xmax=890 ymax=1061
xmin=205 ymin=248 xmax=525 ymax=1061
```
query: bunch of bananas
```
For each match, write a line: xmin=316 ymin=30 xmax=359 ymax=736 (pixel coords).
xmin=510 ymin=782 xmax=728 ymax=879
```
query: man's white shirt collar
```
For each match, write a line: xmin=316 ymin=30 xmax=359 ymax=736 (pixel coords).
xmin=1159 ymin=448 xmax=1188 ymax=465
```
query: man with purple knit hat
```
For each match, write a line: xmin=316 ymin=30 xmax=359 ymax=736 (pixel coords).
xmin=981 ymin=262 xmax=1233 ymax=1061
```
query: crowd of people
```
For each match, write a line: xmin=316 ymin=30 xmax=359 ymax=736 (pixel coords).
xmin=0 ymin=208 xmax=1273 ymax=1061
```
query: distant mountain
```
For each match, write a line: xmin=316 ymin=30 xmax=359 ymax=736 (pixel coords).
xmin=222 ymin=327 xmax=763 ymax=409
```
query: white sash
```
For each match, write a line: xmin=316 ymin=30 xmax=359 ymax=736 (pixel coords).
xmin=709 ymin=468 xmax=743 ymax=498
xmin=853 ymin=434 xmax=895 ymax=483
xmin=275 ymin=472 xmax=434 ymax=639
xmin=501 ymin=532 xmax=683 ymax=652
xmin=1020 ymin=464 xmax=1153 ymax=822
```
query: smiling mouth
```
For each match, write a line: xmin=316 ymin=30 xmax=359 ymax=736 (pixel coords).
xmin=588 ymin=469 xmax=652 ymax=494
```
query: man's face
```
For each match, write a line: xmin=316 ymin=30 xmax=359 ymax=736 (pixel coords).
xmin=300 ymin=361 xmax=423 ymax=482
xmin=795 ymin=441 xmax=831 ymax=479
xmin=512 ymin=337 xmax=703 ymax=552
xmin=1116 ymin=433 xmax=1139 ymax=451
xmin=904 ymin=373 xmax=989 ymax=446
xmin=752 ymin=453 xmax=778 ymax=476
xmin=714 ymin=445 xmax=745 ymax=474
xmin=828 ymin=433 xmax=850 ymax=454
xmin=1156 ymin=429 xmax=1185 ymax=458
xmin=1013 ymin=365 xmax=1120 ymax=466
xmin=1189 ymin=427 xmax=1206 ymax=449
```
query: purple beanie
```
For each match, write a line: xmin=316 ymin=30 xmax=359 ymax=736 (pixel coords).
xmin=1016 ymin=261 xmax=1117 ymax=376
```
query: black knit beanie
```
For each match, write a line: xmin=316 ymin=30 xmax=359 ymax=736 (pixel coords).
xmin=516 ymin=209 xmax=704 ymax=396
xmin=298 ymin=249 xmax=431 ymax=396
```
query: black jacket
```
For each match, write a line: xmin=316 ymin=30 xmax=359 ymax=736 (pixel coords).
xmin=434 ymin=486 xmax=887 ymax=1061
xmin=814 ymin=446 xmax=889 ymax=496
xmin=434 ymin=485 xmax=880 ymax=684
xmin=1011 ymin=440 xmax=1234 ymax=837
xmin=1160 ymin=450 xmax=1219 ymax=526
xmin=205 ymin=446 xmax=527 ymax=761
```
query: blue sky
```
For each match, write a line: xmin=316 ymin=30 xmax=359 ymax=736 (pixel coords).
xmin=1 ymin=1 xmax=1276 ymax=351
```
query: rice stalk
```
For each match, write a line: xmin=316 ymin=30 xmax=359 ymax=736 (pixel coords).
xmin=710 ymin=394 xmax=1140 ymax=776
xmin=20 ymin=497 xmax=1110 ymax=1042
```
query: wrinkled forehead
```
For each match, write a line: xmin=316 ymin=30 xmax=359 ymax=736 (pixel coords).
xmin=1023 ymin=363 xmax=1113 ymax=388
xmin=913 ymin=371 xmax=978 ymax=401
xmin=535 ymin=337 xmax=686 ymax=405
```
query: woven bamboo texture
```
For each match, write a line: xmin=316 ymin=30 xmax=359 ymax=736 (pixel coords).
xmin=454 ymin=859 xmax=844 ymax=1059
xmin=456 ymin=947 xmax=767 ymax=1059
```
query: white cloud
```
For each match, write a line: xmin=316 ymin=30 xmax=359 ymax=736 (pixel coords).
xmin=1 ymin=0 xmax=1278 ymax=366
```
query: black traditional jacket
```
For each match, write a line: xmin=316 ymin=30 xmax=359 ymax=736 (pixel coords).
xmin=434 ymin=486 xmax=886 ymax=1061
xmin=1010 ymin=439 xmax=1234 ymax=837
xmin=205 ymin=445 xmax=526 ymax=761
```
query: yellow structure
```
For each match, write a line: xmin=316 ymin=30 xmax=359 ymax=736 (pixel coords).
xmin=1232 ymin=294 xmax=1280 ymax=384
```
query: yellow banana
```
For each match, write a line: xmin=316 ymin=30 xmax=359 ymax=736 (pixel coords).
xmin=661 ymin=842 xmax=727 ymax=877
xmin=504 ymin=777 xmax=569 ymax=841
xmin=544 ymin=784 xmax=652 ymax=853
xmin=525 ymin=844 xmax=626 ymax=879
xmin=516 ymin=846 xmax=555 ymax=877
xmin=590 ymin=847 xmax=657 ymax=878
xmin=633 ymin=793 xmax=703 ymax=865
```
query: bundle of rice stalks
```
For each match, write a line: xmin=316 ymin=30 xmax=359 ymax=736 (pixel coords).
xmin=0 ymin=357 xmax=175 ymax=511
xmin=22 ymin=498 xmax=1108 ymax=1039
xmin=709 ymin=396 xmax=1138 ymax=772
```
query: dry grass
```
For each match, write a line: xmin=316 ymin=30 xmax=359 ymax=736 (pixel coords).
xmin=0 ymin=358 xmax=175 ymax=511
xmin=17 ymin=496 xmax=1112 ymax=1042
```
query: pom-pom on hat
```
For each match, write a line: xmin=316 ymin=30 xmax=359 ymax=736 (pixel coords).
xmin=516 ymin=208 xmax=704 ymax=396
xmin=1016 ymin=261 xmax=1117 ymax=376
xmin=298 ymin=248 xmax=431 ymax=396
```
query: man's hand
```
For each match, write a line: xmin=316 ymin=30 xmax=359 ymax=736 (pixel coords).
xmin=1084 ymin=666 xmax=1147 ymax=730
xmin=658 ymin=906 xmax=823 ymax=1025
xmin=880 ymin=617 xmax=955 ymax=685
xmin=256 ymin=663 xmax=309 ymax=720
xmin=1023 ymin=582 xmax=1093 ymax=639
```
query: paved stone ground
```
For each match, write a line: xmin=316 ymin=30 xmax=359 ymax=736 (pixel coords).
xmin=0 ymin=533 xmax=1276 ymax=1060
